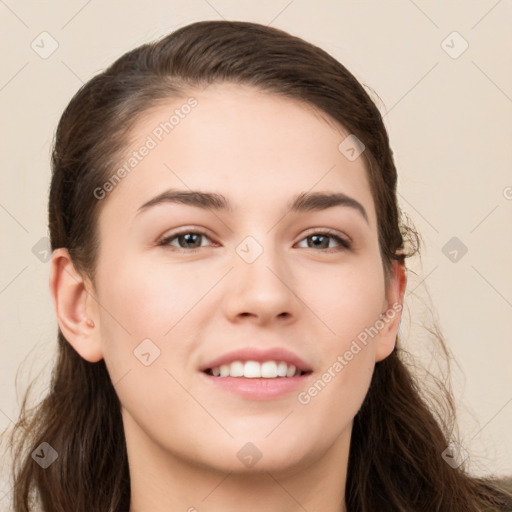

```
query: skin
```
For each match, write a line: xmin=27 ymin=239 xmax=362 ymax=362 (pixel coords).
xmin=50 ymin=83 xmax=406 ymax=512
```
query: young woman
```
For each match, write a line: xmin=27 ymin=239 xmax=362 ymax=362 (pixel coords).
xmin=6 ymin=20 xmax=512 ymax=512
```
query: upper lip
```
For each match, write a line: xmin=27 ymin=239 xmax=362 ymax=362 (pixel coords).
xmin=200 ymin=347 xmax=312 ymax=372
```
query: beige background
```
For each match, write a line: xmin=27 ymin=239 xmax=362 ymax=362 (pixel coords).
xmin=1 ymin=0 xmax=511 ymax=505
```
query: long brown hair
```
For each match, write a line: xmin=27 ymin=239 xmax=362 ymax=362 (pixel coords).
xmin=3 ymin=20 xmax=511 ymax=512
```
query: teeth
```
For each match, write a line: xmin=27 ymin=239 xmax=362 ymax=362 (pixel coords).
xmin=286 ymin=364 xmax=297 ymax=377
xmin=208 ymin=360 xmax=304 ymax=378
xmin=230 ymin=361 xmax=244 ymax=377
xmin=276 ymin=362 xmax=288 ymax=377
xmin=244 ymin=361 xmax=261 ymax=378
xmin=261 ymin=361 xmax=277 ymax=378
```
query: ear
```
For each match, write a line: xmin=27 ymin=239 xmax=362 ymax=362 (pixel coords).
xmin=375 ymin=260 xmax=407 ymax=362
xmin=49 ymin=248 xmax=103 ymax=362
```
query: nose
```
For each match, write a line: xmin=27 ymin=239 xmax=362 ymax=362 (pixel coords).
xmin=221 ymin=237 xmax=300 ymax=326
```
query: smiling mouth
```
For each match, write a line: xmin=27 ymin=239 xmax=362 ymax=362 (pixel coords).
xmin=203 ymin=360 xmax=311 ymax=378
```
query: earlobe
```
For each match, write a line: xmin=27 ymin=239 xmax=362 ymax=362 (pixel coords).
xmin=49 ymin=248 xmax=103 ymax=363
xmin=375 ymin=260 xmax=407 ymax=362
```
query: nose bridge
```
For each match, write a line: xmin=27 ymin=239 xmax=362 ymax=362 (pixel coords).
xmin=225 ymin=230 xmax=297 ymax=321
xmin=234 ymin=232 xmax=284 ymax=285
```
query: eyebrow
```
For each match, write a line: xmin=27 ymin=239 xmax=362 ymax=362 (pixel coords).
xmin=137 ymin=188 xmax=369 ymax=224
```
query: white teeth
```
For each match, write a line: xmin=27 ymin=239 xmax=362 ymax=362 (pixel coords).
xmin=243 ymin=361 xmax=261 ymax=378
xmin=286 ymin=364 xmax=296 ymax=377
xmin=276 ymin=362 xmax=288 ymax=377
xmin=230 ymin=361 xmax=244 ymax=377
xmin=261 ymin=361 xmax=277 ymax=378
xmin=208 ymin=360 xmax=304 ymax=378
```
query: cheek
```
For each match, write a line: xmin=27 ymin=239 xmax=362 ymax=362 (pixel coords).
xmin=97 ymin=254 xmax=201 ymax=337
xmin=94 ymin=252 xmax=212 ymax=385
xmin=93 ymin=256 xmax=201 ymax=426
xmin=310 ymin=254 xmax=386 ymax=346
xmin=299 ymin=348 xmax=374 ymax=442
xmin=298 ymin=282 xmax=381 ymax=430
xmin=300 ymin=256 xmax=384 ymax=409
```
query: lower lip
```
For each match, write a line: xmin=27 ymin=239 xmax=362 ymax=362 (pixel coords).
xmin=200 ymin=372 xmax=311 ymax=400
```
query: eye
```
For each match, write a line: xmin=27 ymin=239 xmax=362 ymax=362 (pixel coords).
xmin=158 ymin=230 xmax=215 ymax=253
xmin=158 ymin=228 xmax=351 ymax=254
xmin=296 ymin=231 xmax=351 ymax=252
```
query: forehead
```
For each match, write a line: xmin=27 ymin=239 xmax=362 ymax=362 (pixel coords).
xmin=99 ymin=82 xmax=376 ymax=227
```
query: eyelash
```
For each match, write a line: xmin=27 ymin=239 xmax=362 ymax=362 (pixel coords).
xmin=158 ymin=229 xmax=351 ymax=254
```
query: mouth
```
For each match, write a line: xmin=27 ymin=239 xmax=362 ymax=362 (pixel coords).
xmin=199 ymin=347 xmax=313 ymax=399
xmin=200 ymin=359 xmax=313 ymax=400
xmin=203 ymin=360 xmax=312 ymax=378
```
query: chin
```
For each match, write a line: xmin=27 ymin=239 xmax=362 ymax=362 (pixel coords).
xmin=201 ymin=433 xmax=317 ymax=475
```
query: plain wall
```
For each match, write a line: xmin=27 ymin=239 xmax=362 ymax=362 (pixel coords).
xmin=1 ymin=0 xmax=511 ymax=506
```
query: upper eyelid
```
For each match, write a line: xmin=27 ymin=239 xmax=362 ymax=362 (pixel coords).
xmin=298 ymin=227 xmax=351 ymax=243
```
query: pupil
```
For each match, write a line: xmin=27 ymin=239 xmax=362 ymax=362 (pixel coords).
xmin=310 ymin=235 xmax=327 ymax=249
xmin=182 ymin=233 xmax=200 ymax=248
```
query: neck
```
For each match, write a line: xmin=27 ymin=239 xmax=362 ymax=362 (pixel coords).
xmin=125 ymin=416 xmax=350 ymax=512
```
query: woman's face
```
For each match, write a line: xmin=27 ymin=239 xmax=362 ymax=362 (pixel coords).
xmin=87 ymin=83 xmax=404 ymax=475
